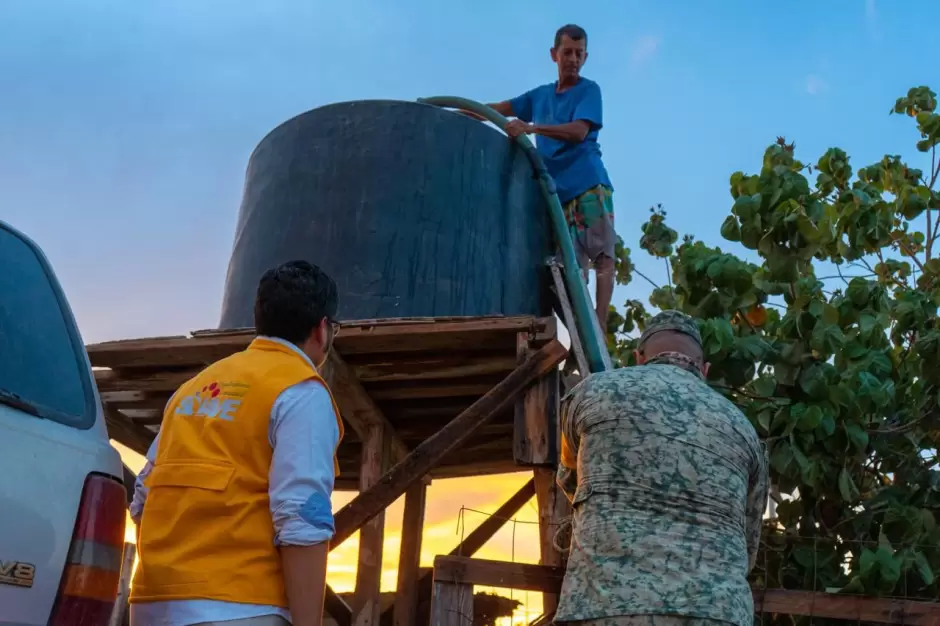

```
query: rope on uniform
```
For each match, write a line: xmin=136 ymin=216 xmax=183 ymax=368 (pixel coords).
xmin=553 ymin=515 xmax=573 ymax=554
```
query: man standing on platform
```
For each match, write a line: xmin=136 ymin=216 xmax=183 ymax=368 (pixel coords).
xmin=129 ymin=260 xmax=344 ymax=626
xmin=474 ymin=23 xmax=615 ymax=332
xmin=553 ymin=310 xmax=769 ymax=626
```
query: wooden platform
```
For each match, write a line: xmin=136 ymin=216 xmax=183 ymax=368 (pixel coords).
xmin=87 ymin=315 xmax=557 ymax=489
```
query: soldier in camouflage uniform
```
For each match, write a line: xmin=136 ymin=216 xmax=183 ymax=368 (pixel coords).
xmin=553 ymin=310 xmax=769 ymax=626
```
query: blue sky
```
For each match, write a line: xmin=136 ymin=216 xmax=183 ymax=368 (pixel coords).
xmin=1 ymin=0 xmax=936 ymax=344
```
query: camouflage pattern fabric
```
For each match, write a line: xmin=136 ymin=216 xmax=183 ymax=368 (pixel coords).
xmin=553 ymin=351 xmax=768 ymax=626
xmin=638 ymin=310 xmax=703 ymax=347
xmin=560 ymin=616 xmax=732 ymax=626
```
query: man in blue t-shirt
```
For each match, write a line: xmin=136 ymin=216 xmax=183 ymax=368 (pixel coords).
xmin=479 ymin=24 xmax=615 ymax=331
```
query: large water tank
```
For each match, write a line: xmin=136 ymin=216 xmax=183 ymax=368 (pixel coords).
xmin=218 ymin=100 xmax=553 ymax=328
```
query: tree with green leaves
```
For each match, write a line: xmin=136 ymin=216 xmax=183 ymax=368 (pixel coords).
xmin=606 ymin=86 xmax=939 ymax=602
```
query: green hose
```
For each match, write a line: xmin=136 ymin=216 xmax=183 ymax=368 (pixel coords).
xmin=417 ymin=95 xmax=611 ymax=374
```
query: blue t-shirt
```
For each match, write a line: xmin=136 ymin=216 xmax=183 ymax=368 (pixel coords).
xmin=509 ymin=77 xmax=612 ymax=204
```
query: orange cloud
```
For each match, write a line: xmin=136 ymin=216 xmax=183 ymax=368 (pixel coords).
xmin=115 ymin=443 xmax=546 ymax=624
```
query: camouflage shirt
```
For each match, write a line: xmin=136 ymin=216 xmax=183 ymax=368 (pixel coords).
xmin=554 ymin=354 xmax=769 ymax=626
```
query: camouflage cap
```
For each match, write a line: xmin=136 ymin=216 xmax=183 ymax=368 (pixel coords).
xmin=638 ymin=310 xmax=702 ymax=348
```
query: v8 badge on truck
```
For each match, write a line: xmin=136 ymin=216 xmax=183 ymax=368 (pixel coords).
xmin=0 ymin=559 xmax=35 ymax=588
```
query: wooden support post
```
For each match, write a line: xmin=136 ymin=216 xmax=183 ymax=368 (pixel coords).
xmin=533 ymin=467 xmax=571 ymax=615
xmin=431 ymin=579 xmax=473 ymax=626
xmin=513 ymin=333 xmax=559 ymax=466
xmin=331 ymin=339 xmax=567 ymax=551
xmin=108 ymin=542 xmax=137 ymax=626
xmin=394 ymin=477 xmax=429 ymax=626
xmin=381 ymin=478 xmax=537 ymax=624
xmin=352 ymin=424 xmax=391 ymax=626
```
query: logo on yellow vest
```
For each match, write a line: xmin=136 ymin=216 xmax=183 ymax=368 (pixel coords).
xmin=175 ymin=380 xmax=247 ymax=421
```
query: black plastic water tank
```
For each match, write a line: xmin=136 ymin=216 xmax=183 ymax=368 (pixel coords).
xmin=218 ymin=100 xmax=552 ymax=328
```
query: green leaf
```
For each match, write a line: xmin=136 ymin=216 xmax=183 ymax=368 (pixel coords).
xmin=797 ymin=404 xmax=823 ymax=431
xmin=845 ymin=423 xmax=870 ymax=452
xmin=720 ymin=215 xmax=741 ymax=242
xmin=913 ymin=551 xmax=935 ymax=585
xmin=923 ymin=509 xmax=937 ymax=533
xmin=860 ymin=548 xmax=877 ymax=577
xmin=790 ymin=438 xmax=811 ymax=471
xmin=838 ymin=468 xmax=859 ymax=502
xmin=770 ymin=441 xmax=793 ymax=473
xmin=751 ymin=376 xmax=777 ymax=397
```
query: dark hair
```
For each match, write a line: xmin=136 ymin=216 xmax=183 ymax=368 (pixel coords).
xmin=554 ymin=24 xmax=587 ymax=49
xmin=254 ymin=260 xmax=338 ymax=345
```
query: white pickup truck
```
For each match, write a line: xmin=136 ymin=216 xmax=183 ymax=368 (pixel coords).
xmin=0 ymin=221 xmax=128 ymax=625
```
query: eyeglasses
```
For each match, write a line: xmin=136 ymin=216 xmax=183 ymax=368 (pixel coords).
xmin=327 ymin=317 xmax=341 ymax=337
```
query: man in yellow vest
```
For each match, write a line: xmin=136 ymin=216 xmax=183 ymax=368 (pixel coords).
xmin=129 ymin=260 xmax=345 ymax=626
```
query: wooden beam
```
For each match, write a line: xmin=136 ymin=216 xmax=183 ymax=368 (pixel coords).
xmin=434 ymin=556 xmax=564 ymax=593
xmin=104 ymin=407 xmax=155 ymax=456
xmin=330 ymin=339 xmax=567 ymax=551
xmin=433 ymin=557 xmax=940 ymax=625
xmin=753 ymin=589 xmax=940 ymax=625
xmin=324 ymin=351 xmax=408 ymax=463
xmin=365 ymin=380 xmax=499 ymax=401
xmin=394 ymin=480 xmax=428 ymax=626
xmin=86 ymin=316 xmax=555 ymax=369
xmin=324 ymin=589 xmax=352 ymax=626
xmin=533 ymin=467 xmax=571 ymax=615
xmin=353 ymin=353 xmax=517 ymax=382
xmin=513 ymin=333 xmax=559 ymax=466
xmin=352 ymin=424 xmax=391 ymax=626
xmin=549 ymin=261 xmax=590 ymax=376
xmin=96 ymin=368 xmax=195 ymax=393
xmin=380 ymin=478 xmax=538 ymax=625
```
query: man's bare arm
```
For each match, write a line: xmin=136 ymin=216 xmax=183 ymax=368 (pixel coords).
xmin=460 ymin=101 xmax=514 ymax=121
xmin=530 ymin=120 xmax=591 ymax=142
xmin=281 ymin=543 xmax=329 ymax=626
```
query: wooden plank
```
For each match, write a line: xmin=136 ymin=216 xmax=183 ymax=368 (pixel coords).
xmin=380 ymin=478 xmax=538 ymax=624
xmin=95 ymin=368 xmax=196 ymax=393
xmin=329 ymin=339 xmax=567 ymax=551
xmin=430 ymin=581 xmax=473 ymax=626
xmin=352 ymin=424 xmax=391 ymax=626
xmin=104 ymin=407 xmax=155 ymax=456
xmin=366 ymin=379 xmax=499 ymax=401
xmin=101 ymin=391 xmax=170 ymax=411
xmin=86 ymin=316 xmax=554 ymax=369
xmin=325 ymin=352 xmax=409 ymax=463
xmin=513 ymin=334 xmax=559 ymax=466
xmin=549 ymin=261 xmax=590 ymax=376
xmin=754 ymin=589 xmax=940 ymax=625
xmin=352 ymin=354 xmax=517 ymax=382
xmin=533 ymin=467 xmax=571 ymax=615
xmin=394 ymin=480 xmax=428 ymax=626
xmin=434 ymin=556 xmax=564 ymax=593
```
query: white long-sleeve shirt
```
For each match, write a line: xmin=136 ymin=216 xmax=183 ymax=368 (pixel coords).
xmin=129 ymin=336 xmax=340 ymax=626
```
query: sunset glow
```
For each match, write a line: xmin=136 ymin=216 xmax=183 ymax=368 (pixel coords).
xmin=114 ymin=442 xmax=547 ymax=623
